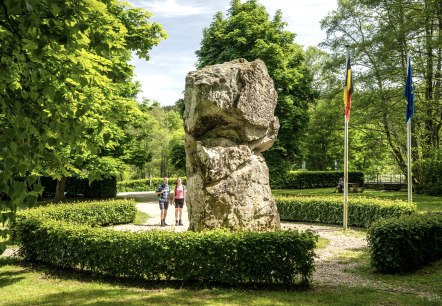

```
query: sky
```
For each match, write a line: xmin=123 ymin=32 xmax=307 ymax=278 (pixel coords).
xmin=128 ymin=0 xmax=338 ymax=106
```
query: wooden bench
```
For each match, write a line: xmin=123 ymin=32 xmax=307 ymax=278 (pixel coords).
xmin=348 ymin=183 xmax=364 ymax=193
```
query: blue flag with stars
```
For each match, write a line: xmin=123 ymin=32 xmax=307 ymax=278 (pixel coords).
xmin=404 ymin=57 xmax=414 ymax=123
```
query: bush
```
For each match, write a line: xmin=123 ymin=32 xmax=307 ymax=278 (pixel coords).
xmin=275 ymin=196 xmax=416 ymax=228
xmin=40 ymin=176 xmax=117 ymax=198
xmin=12 ymin=199 xmax=317 ymax=286
xmin=416 ymin=154 xmax=442 ymax=196
xmin=117 ymin=177 xmax=187 ymax=192
xmin=367 ymin=212 xmax=442 ymax=273
xmin=270 ymin=171 xmax=364 ymax=189
xmin=13 ymin=199 xmax=137 ymax=228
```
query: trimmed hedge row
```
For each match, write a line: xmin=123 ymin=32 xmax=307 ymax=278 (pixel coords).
xmin=118 ymin=171 xmax=363 ymax=192
xmin=40 ymin=176 xmax=117 ymax=198
xmin=270 ymin=171 xmax=364 ymax=189
xmin=12 ymin=200 xmax=317 ymax=286
xmin=275 ymin=196 xmax=416 ymax=228
xmin=14 ymin=199 xmax=137 ymax=227
xmin=118 ymin=177 xmax=187 ymax=192
xmin=367 ymin=212 xmax=442 ymax=273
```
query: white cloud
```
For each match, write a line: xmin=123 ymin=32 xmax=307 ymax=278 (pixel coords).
xmin=259 ymin=0 xmax=338 ymax=47
xmin=130 ymin=0 xmax=209 ymax=17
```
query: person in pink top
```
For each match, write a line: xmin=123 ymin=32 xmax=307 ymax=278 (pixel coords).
xmin=173 ymin=177 xmax=186 ymax=226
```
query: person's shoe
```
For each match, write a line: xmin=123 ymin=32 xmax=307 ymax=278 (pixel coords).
xmin=161 ymin=219 xmax=165 ymax=227
xmin=163 ymin=221 xmax=168 ymax=226
xmin=179 ymin=220 xmax=183 ymax=226
xmin=175 ymin=220 xmax=179 ymax=226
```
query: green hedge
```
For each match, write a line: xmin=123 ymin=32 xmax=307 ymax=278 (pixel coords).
xmin=367 ymin=212 xmax=442 ymax=273
xmin=117 ymin=177 xmax=187 ymax=192
xmin=40 ymin=176 xmax=117 ymax=198
xmin=12 ymin=199 xmax=317 ymax=286
xmin=119 ymin=172 xmax=365 ymax=192
xmin=14 ymin=199 xmax=137 ymax=227
xmin=270 ymin=171 xmax=364 ymax=189
xmin=275 ymin=196 xmax=416 ymax=228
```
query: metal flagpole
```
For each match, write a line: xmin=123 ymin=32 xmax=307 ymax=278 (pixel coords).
xmin=406 ymin=53 xmax=412 ymax=205
xmin=343 ymin=46 xmax=350 ymax=230
xmin=344 ymin=118 xmax=349 ymax=230
xmin=407 ymin=119 xmax=412 ymax=204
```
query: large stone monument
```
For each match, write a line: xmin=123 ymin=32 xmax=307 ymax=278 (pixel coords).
xmin=184 ymin=59 xmax=280 ymax=231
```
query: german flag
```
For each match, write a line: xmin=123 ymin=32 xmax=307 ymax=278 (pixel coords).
xmin=343 ymin=55 xmax=353 ymax=121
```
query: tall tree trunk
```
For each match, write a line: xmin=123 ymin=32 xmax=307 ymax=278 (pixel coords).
xmin=54 ymin=177 xmax=67 ymax=201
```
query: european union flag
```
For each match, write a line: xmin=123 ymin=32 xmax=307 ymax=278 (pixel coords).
xmin=404 ymin=57 xmax=414 ymax=123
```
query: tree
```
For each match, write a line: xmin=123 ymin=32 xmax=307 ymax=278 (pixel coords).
xmin=303 ymin=46 xmax=394 ymax=175
xmin=0 ymin=0 xmax=166 ymax=252
xmin=320 ymin=0 xmax=441 ymax=186
xmin=124 ymin=100 xmax=185 ymax=179
xmin=195 ymin=0 xmax=317 ymax=174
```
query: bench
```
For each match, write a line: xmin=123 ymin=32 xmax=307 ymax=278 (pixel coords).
xmin=348 ymin=183 xmax=364 ymax=193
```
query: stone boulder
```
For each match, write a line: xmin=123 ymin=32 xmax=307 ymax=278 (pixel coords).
xmin=184 ymin=59 xmax=280 ymax=231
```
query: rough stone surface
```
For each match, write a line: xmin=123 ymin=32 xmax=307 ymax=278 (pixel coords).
xmin=184 ymin=59 xmax=280 ymax=231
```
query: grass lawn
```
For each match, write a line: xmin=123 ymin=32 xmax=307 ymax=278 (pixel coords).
xmin=272 ymin=188 xmax=442 ymax=212
xmin=1 ymin=256 xmax=440 ymax=306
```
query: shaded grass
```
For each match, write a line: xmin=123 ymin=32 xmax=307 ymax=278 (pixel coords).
xmin=133 ymin=210 xmax=150 ymax=225
xmin=316 ymin=237 xmax=329 ymax=249
xmin=338 ymin=248 xmax=442 ymax=301
xmin=272 ymin=188 xmax=442 ymax=212
xmin=0 ymin=256 xmax=438 ymax=306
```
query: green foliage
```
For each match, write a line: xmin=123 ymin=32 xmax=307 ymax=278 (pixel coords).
xmin=14 ymin=199 xmax=137 ymax=227
xmin=12 ymin=199 xmax=317 ymax=286
xmin=0 ymin=0 xmax=166 ymax=251
xmin=415 ymin=151 xmax=442 ymax=196
xmin=195 ymin=0 xmax=316 ymax=173
xmin=170 ymin=142 xmax=186 ymax=174
xmin=83 ymin=177 xmax=117 ymax=198
xmin=320 ymin=0 xmax=441 ymax=189
xmin=117 ymin=177 xmax=187 ymax=192
xmin=270 ymin=171 xmax=364 ymax=189
xmin=131 ymin=101 xmax=185 ymax=179
xmin=276 ymin=195 xmax=416 ymax=227
xmin=367 ymin=212 xmax=442 ymax=273
xmin=39 ymin=176 xmax=117 ymax=198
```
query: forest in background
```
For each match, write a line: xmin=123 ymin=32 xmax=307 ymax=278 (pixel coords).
xmin=0 ymin=0 xmax=441 ymax=239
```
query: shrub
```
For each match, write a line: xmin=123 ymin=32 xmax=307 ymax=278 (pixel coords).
xmin=270 ymin=171 xmax=364 ymax=189
xmin=12 ymin=199 xmax=317 ymax=286
xmin=117 ymin=177 xmax=187 ymax=192
xmin=275 ymin=196 xmax=416 ymax=227
xmin=367 ymin=212 xmax=442 ymax=273
xmin=40 ymin=176 xmax=117 ymax=198
xmin=416 ymin=154 xmax=442 ymax=196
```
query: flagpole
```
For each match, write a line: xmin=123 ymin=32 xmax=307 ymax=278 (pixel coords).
xmin=344 ymin=117 xmax=349 ymax=230
xmin=407 ymin=119 xmax=412 ymax=204
xmin=406 ymin=53 xmax=412 ymax=205
xmin=343 ymin=45 xmax=350 ymax=230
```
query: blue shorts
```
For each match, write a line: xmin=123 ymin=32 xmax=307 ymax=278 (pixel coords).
xmin=159 ymin=200 xmax=169 ymax=210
